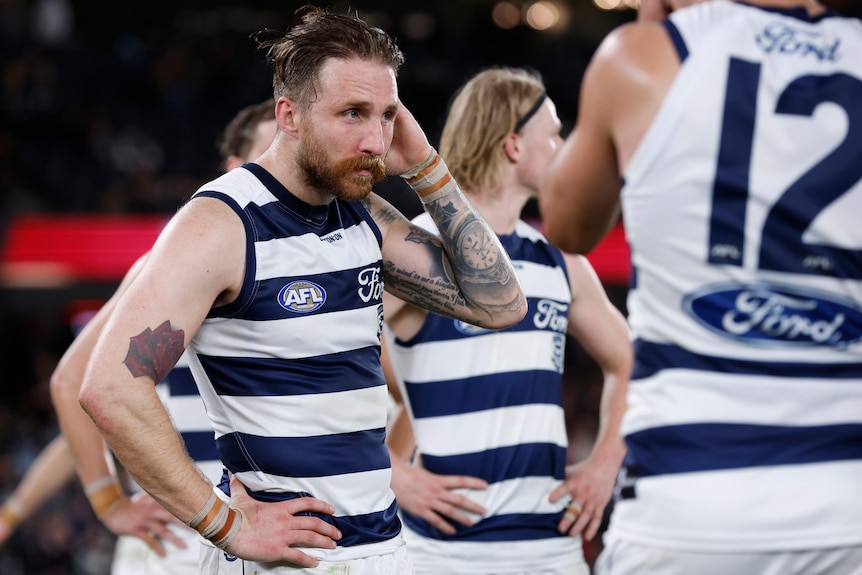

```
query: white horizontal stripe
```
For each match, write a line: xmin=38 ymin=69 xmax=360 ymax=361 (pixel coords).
xmin=194 ymin=305 xmax=380 ymax=359
xmin=414 ymin=404 xmax=567 ymax=456
xmin=234 ymin=467 xmax=394 ymax=517
xmin=164 ymin=396 xmax=212 ymax=433
xmin=402 ymin=522 xmax=582 ymax=573
xmin=623 ymin=370 xmax=862 ymax=435
xmin=255 ymin=221 xmax=380 ymax=281
xmin=220 ymin=385 xmax=389 ymax=438
xmin=517 ymin=259 xmax=570 ymax=301
xmin=446 ymin=475 xmax=569 ymax=525
xmin=391 ymin=330 xmax=562 ymax=383
xmin=610 ymin=460 xmax=862 ymax=551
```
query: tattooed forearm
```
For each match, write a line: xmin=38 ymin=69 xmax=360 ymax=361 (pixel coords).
xmin=423 ymin=196 xmax=524 ymax=317
xmin=123 ymin=321 xmax=185 ymax=384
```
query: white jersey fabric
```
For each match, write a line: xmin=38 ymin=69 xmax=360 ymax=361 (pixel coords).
xmin=389 ymin=215 xmax=587 ymax=574
xmin=608 ymin=0 xmax=862 ymax=553
xmin=186 ymin=163 xmax=403 ymax=564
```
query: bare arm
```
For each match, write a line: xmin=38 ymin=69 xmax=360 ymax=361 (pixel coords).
xmin=550 ymin=254 xmax=632 ymax=541
xmin=539 ymin=22 xmax=679 ymax=254
xmin=0 ymin=434 xmax=75 ymax=545
xmin=376 ymin=105 xmax=526 ymax=329
xmin=50 ymin=252 xmax=186 ymax=554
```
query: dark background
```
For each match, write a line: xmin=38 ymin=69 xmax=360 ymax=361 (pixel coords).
xmin=0 ymin=1 xmax=858 ymax=573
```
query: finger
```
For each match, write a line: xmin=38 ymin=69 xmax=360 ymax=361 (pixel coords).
xmin=440 ymin=475 xmax=488 ymax=491
xmin=140 ymin=531 xmax=167 ymax=557
xmin=289 ymin=516 xmax=343 ymax=540
xmin=547 ymin=482 xmax=571 ymax=504
xmin=558 ymin=501 xmax=583 ymax=534
xmin=421 ymin=510 xmax=457 ymax=535
xmin=287 ymin=529 xmax=339 ymax=550
xmin=570 ymin=505 xmax=595 ymax=537
xmin=443 ymin=493 xmax=486 ymax=516
xmin=150 ymin=524 xmax=188 ymax=549
xmin=283 ymin=497 xmax=336 ymax=517
xmin=282 ymin=548 xmax=320 ymax=569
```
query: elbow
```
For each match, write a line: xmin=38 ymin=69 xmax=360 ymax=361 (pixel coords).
xmin=485 ymin=293 xmax=528 ymax=330
xmin=77 ymin=378 xmax=105 ymax=426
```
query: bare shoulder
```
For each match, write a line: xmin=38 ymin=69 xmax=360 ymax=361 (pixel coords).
xmin=147 ymin=195 xmax=247 ymax=302
xmin=589 ymin=20 xmax=678 ymax=94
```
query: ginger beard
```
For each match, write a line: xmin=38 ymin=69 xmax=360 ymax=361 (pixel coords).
xmin=298 ymin=125 xmax=387 ymax=201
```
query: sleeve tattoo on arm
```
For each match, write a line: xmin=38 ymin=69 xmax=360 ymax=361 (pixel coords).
xmin=123 ymin=321 xmax=185 ymax=384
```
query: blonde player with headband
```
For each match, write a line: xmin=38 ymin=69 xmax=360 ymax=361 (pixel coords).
xmin=384 ymin=67 xmax=632 ymax=575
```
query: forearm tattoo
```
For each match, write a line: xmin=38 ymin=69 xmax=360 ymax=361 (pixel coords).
xmin=123 ymin=321 xmax=185 ymax=384
xmin=383 ymin=192 xmax=523 ymax=324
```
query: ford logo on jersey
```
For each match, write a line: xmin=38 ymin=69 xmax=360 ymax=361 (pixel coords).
xmin=683 ymin=282 xmax=862 ymax=348
xmin=277 ymin=280 xmax=326 ymax=313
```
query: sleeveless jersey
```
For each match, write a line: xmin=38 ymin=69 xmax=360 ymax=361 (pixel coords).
xmin=389 ymin=215 xmax=585 ymax=573
xmin=185 ymin=163 xmax=401 ymax=561
xmin=611 ymin=1 xmax=862 ymax=551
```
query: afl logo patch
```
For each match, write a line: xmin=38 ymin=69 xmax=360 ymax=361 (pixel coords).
xmin=278 ymin=280 xmax=326 ymax=313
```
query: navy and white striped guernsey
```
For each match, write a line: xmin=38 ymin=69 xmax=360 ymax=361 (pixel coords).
xmin=610 ymin=1 xmax=862 ymax=552
xmin=388 ymin=215 xmax=586 ymax=573
xmin=185 ymin=163 xmax=401 ymax=557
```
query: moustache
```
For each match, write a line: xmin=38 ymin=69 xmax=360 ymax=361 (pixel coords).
xmin=339 ymin=155 xmax=386 ymax=181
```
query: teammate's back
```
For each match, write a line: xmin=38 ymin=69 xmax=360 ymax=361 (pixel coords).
xmin=539 ymin=1 xmax=862 ymax=573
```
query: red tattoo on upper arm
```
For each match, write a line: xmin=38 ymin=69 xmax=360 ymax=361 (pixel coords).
xmin=123 ymin=321 xmax=185 ymax=384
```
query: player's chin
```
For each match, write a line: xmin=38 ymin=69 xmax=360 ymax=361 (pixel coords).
xmin=336 ymin=176 xmax=376 ymax=201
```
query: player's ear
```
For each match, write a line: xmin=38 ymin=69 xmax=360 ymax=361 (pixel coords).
xmin=503 ymin=133 xmax=521 ymax=164
xmin=276 ymin=96 xmax=301 ymax=138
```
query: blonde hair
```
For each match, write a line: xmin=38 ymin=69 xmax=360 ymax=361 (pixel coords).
xmin=439 ymin=67 xmax=545 ymax=192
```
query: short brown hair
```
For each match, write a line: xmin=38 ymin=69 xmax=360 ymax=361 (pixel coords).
xmin=217 ymin=98 xmax=275 ymax=164
xmin=440 ymin=67 xmax=545 ymax=192
xmin=258 ymin=5 xmax=404 ymax=110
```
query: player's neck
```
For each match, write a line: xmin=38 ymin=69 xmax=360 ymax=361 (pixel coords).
xmin=466 ymin=185 xmax=527 ymax=236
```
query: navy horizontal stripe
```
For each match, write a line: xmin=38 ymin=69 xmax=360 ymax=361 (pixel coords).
xmin=166 ymin=367 xmax=198 ymax=396
xmin=402 ymin=298 xmax=568 ymax=345
xmin=199 ymin=347 xmax=384 ymax=396
xmin=181 ymin=430 xmax=219 ymax=463
xmin=244 ymin=269 xmax=382 ymax=321
xmin=244 ymin=163 xmax=375 ymax=240
xmin=632 ymin=339 xmax=862 ymax=380
xmin=626 ymin=422 xmax=862 ymax=478
xmin=406 ymin=373 xmax=562 ymax=419
xmin=421 ymin=443 xmax=566 ymax=485
xmin=245 ymin=490 xmax=401 ymax=547
xmin=404 ymin=510 xmax=565 ymax=542
xmin=217 ymin=428 xmax=390 ymax=478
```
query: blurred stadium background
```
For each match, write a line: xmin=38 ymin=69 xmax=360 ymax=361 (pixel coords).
xmin=0 ymin=0 xmax=857 ymax=573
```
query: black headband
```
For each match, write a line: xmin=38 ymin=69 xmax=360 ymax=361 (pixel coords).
xmin=513 ymin=92 xmax=547 ymax=133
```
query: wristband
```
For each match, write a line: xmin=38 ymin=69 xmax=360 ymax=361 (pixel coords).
xmin=85 ymin=477 xmax=125 ymax=519
xmin=188 ymin=489 xmax=241 ymax=550
xmin=401 ymin=151 xmax=458 ymax=204
xmin=0 ymin=499 xmax=23 ymax=529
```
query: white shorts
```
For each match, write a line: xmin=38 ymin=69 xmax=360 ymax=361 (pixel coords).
xmin=596 ymin=537 xmax=862 ymax=575
xmin=200 ymin=542 xmax=413 ymax=575
xmin=111 ymin=525 xmax=202 ymax=575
